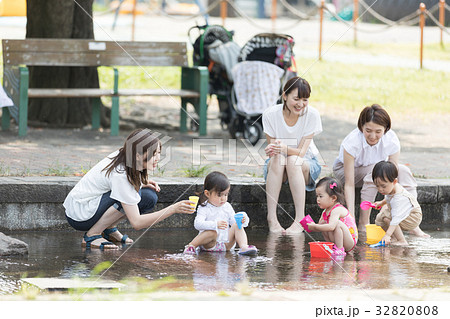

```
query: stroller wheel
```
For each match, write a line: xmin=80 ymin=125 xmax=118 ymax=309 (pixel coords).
xmin=228 ymin=117 xmax=240 ymax=138
xmin=243 ymin=121 xmax=263 ymax=146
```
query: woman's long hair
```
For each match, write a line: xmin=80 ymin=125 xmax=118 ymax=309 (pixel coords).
xmin=103 ymin=128 xmax=161 ymax=192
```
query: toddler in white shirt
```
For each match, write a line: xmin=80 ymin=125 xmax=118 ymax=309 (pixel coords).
xmin=371 ymin=161 xmax=425 ymax=245
xmin=183 ymin=171 xmax=257 ymax=256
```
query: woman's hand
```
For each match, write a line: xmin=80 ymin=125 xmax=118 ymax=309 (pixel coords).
xmin=217 ymin=220 xmax=228 ymax=229
xmin=143 ymin=180 xmax=160 ymax=192
xmin=265 ymin=140 xmax=287 ymax=157
xmin=172 ymin=200 xmax=195 ymax=214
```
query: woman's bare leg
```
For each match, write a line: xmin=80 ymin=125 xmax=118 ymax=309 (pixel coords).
xmin=266 ymin=155 xmax=287 ymax=234
xmin=285 ymin=157 xmax=309 ymax=235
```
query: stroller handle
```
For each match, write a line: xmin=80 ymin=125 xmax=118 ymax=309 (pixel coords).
xmin=187 ymin=24 xmax=209 ymax=45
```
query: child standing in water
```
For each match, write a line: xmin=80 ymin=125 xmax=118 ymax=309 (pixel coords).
xmin=183 ymin=171 xmax=257 ymax=256
xmin=307 ymin=177 xmax=358 ymax=257
xmin=371 ymin=161 xmax=426 ymax=246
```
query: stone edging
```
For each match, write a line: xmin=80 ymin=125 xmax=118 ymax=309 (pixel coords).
xmin=0 ymin=177 xmax=448 ymax=230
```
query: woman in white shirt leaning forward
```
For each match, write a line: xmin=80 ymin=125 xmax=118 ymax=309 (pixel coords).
xmin=333 ymin=104 xmax=428 ymax=238
xmin=64 ymin=128 xmax=194 ymax=249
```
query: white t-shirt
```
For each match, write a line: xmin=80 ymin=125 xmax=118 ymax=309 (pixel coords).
xmin=335 ymin=128 xmax=400 ymax=167
xmin=385 ymin=188 xmax=415 ymax=225
xmin=63 ymin=151 xmax=141 ymax=222
xmin=262 ymin=104 xmax=322 ymax=159
xmin=194 ymin=202 xmax=249 ymax=232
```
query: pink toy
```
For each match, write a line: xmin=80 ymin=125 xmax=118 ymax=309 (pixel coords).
xmin=360 ymin=201 xmax=379 ymax=210
xmin=299 ymin=214 xmax=315 ymax=232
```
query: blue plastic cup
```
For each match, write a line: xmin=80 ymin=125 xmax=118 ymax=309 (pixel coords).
xmin=234 ymin=213 xmax=244 ymax=229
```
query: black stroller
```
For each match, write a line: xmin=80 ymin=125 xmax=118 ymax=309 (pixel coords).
xmin=189 ymin=26 xmax=296 ymax=145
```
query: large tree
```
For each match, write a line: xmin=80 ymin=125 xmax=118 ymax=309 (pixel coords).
xmin=26 ymin=0 xmax=109 ymax=128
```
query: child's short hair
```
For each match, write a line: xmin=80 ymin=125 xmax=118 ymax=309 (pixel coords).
xmin=199 ymin=171 xmax=230 ymax=206
xmin=357 ymin=104 xmax=391 ymax=133
xmin=372 ymin=161 xmax=398 ymax=183
xmin=316 ymin=177 xmax=346 ymax=206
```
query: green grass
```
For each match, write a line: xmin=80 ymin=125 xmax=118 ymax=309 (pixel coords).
xmin=45 ymin=161 xmax=71 ymax=176
xmin=98 ymin=66 xmax=181 ymax=90
xmin=327 ymin=41 xmax=450 ymax=61
xmin=180 ymin=164 xmax=211 ymax=178
xmin=1 ymin=45 xmax=449 ymax=118
xmin=96 ymin=54 xmax=449 ymax=116
xmin=297 ymin=57 xmax=450 ymax=115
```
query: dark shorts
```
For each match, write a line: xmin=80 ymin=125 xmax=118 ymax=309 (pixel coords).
xmin=66 ymin=187 xmax=158 ymax=231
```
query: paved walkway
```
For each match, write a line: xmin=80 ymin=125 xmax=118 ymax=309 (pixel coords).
xmin=1 ymin=101 xmax=449 ymax=179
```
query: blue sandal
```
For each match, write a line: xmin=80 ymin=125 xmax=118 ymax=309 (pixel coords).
xmin=83 ymin=233 xmax=116 ymax=250
xmin=102 ymin=227 xmax=130 ymax=244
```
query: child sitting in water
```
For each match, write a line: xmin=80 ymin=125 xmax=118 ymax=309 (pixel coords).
xmin=183 ymin=171 xmax=257 ymax=256
xmin=371 ymin=161 xmax=426 ymax=246
xmin=307 ymin=177 xmax=358 ymax=257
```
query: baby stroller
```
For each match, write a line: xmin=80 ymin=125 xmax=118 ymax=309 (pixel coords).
xmin=189 ymin=27 xmax=296 ymax=145
xmin=188 ymin=24 xmax=239 ymax=131
xmin=229 ymin=33 xmax=297 ymax=145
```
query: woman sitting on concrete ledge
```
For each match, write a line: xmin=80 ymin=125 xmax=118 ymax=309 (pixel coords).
xmin=63 ymin=128 xmax=194 ymax=249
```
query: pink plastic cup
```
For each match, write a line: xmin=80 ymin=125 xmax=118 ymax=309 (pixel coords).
xmin=299 ymin=214 xmax=315 ymax=232
xmin=360 ymin=201 xmax=378 ymax=210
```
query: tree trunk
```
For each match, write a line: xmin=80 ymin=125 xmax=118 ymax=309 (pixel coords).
xmin=26 ymin=0 xmax=110 ymax=128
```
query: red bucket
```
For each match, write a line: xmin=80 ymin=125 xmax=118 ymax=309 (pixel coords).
xmin=309 ymin=242 xmax=334 ymax=258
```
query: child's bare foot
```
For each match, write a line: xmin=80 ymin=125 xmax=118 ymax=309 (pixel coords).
xmin=408 ymin=227 xmax=430 ymax=238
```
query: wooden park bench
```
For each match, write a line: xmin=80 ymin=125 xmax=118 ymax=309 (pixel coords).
xmin=1 ymin=38 xmax=208 ymax=137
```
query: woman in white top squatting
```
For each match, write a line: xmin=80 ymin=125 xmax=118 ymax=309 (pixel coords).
xmin=333 ymin=104 xmax=428 ymax=238
xmin=262 ymin=77 xmax=323 ymax=235
xmin=64 ymin=128 xmax=194 ymax=249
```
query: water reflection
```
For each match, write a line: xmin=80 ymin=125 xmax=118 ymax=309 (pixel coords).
xmin=0 ymin=229 xmax=449 ymax=294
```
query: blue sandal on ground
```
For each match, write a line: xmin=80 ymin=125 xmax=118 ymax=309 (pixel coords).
xmin=102 ymin=227 xmax=130 ymax=244
xmin=82 ymin=233 xmax=116 ymax=250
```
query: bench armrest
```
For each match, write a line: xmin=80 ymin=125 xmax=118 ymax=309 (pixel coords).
xmin=181 ymin=66 xmax=209 ymax=135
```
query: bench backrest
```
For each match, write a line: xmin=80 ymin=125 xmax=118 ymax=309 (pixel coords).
xmin=2 ymin=38 xmax=188 ymax=67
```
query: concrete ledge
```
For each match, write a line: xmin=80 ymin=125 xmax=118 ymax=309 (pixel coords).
xmin=0 ymin=177 xmax=449 ymax=231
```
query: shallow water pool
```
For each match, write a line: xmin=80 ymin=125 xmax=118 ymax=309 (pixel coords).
xmin=1 ymin=229 xmax=449 ymax=294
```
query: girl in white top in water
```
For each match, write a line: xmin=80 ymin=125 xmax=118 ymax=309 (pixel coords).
xmin=183 ymin=171 xmax=257 ymax=255
xmin=64 ymin=128 xmax=194 ymax=249
xmin=262 ymin=77 xmax=323 ymax=234
xmin=333 ymin=104 xmax=428 ymax=238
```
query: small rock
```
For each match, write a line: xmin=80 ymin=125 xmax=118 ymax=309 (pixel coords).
xmin=0 ymin=232 xmax=28 ymax=256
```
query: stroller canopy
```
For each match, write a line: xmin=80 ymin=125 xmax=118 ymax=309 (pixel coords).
xmin=238 ymin=33 xmax=295 ymax=70
xmin=232 ymin=61 xmax=284 ymax=116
